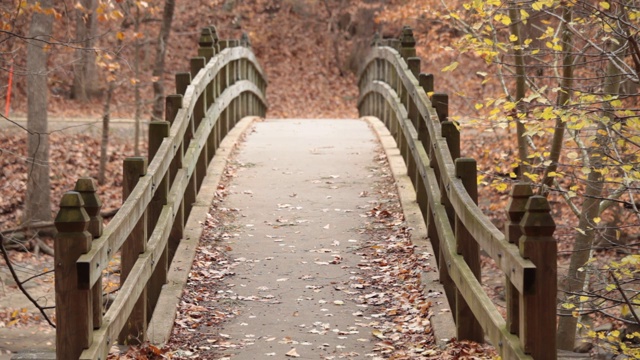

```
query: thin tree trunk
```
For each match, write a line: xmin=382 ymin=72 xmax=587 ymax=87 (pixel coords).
xmin=541 ymin=6 xmax=573 ymax=194
xmin=151 ymin=0 xmax=175 ymax=121
xmin=98 ymin=81 xmax=114 ymax=185
xmin=24 ymin=0 xmax=54 ymax=225
xmin=507 ymin=1 xmax=529 ymax=177
xmin=556 ymin=28 xmax=626 ymax=352
xmin=72 ymin=0 xmax=98 ymax=101
xmin=133 ymin=5 xmax=141 ymax=156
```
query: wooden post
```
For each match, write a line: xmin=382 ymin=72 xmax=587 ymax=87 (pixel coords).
xmin=454 ymin=158 xmax=483 ymax=342
xmin=190 ymin=56 xmax=209 ymax=191
xmin=442 ymin=121 xmax=460 ymax=162
xmin=505 ymin=183 xmax=533 ymax=335
xmin=432 ymin=93 xmax=448 ymax=123
xmin=438 ymin=117 xmax=460 ymax=317
xmin=166 ymin=95 xmax=185 ymax=262
xmin=519 ymin=195 xmax=557 ymax=359
xmin=55 ymin=191 xmax=92 ymax=359
xmin=419 ymin=73 xmax=434 ymax=94
xmin=73 ymin=178 xmax=103 ymax=329
xmin=198 ymin=27 xmax=215 ymax=113
xmin=175 ymin=72 xmax=191 ymax=96
xmin=147 ymin=121 xmax=170 ymax=318
xmin=399 ymin=26 xmax=417 ymax=60
xmin=119 ymin=157 xmax=148 ymax=345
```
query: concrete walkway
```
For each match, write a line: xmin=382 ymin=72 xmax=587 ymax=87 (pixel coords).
xmin=205 ymin=119 xmax=382 ymax=359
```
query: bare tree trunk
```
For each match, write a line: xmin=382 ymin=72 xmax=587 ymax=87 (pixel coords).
xmin=24 ymin=0 xmax=54 ymax=225
xmin=133 ymin=5 xmax=141 ymax=156
xmin=151 ymin=0 xmax=176 ymax=121
xmin=507 ymin=1 xmax=529 ymax=177
xmin=72 ymin=0 xmax=98 ymax=101
xmin=541 ymin=6 xmax=573 ymax=194
xmin=98 ymin=81 xmax=114 ymax=185
xmin=556 ymin=29 xmax=626 ymax=352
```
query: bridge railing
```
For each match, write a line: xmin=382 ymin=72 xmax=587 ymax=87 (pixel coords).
xmin=358 ymin=26 xmax=557 ymax=360
xmin=53 ymin=26 xmax=267 ymax=360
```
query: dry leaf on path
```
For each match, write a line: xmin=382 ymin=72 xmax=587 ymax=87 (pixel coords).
xmin=285 ymin=348 xmax=300 ymax=357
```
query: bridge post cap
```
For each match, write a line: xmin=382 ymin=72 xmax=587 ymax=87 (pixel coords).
xmin=520 ymin=195 xmax=556 ymax=236
xmin=371 ymin=32 xmax=381 ymax=47
xmin=55 ymin=191 xmax=90 ymax=233
xmin=74 ymin=178 xmax=102 ymax=214
xmin=124 ymin=156 xmax=148 ymax=175
xmin=208 ymin=25 xmax=219 ymax=41
xmin=240 ymin=32 xmax=251 ymax=47
xmin=199 ymin=27 xmax=214 ymax=47
xmin=400 ymin=25 xmax=416 ymax=48
xmin=507 ymin=183 xmax=533 ymax=221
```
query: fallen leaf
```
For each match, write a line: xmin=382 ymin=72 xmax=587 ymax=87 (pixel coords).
xmin=285 ymin=348 xmax=300 ymax=357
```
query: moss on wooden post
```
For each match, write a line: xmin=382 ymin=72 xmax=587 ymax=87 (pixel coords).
xmin=55 ymin=191 xmax=92 ymax=359
xmin=519 ymin=195 xmax=557 ymax=359
xmin=119 ymin=157 xmax=148 ymax=345
xmin=505 ymin=183 xmax=533 ymax=335
xmin=74 ymin=178 xmax=103 ymax=329
xmin=454 ymin=158 xmax=483 ymax=342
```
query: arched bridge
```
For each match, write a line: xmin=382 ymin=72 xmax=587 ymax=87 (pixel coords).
xmin=53 ymin=25 xmax=557 ymax=360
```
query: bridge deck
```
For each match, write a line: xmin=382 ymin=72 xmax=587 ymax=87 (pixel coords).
xmin=169 ymin=118 xmax=401 ymax=358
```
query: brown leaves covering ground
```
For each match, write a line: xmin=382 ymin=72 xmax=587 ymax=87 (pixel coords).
xmin=0 ymin=131 xmax=144 ymax=229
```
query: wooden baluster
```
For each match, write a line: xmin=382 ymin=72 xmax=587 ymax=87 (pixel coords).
xmin=432 ymin=93 xmax=449 ymax=123
xmin=198 ymin=27 xmax=217 ymax=163
xmin=147 ymin=121 xmax=170 ymax=319
xmin=437 ymin=97 xmax=459 ymax=317
xmin=166 ymin=94 xmax=185 ymax=262
xmin=119 ymin=157 xmax=148 ymax=345
xmin=190 ymin=56 xmax=208 ymax=192
xmin=416 ymin=74 xmax=433 ymax=261
xmin=454 ymin=158 xmax=483 ymax=342
xmin=73 ymin=178 xmax=103 ymax=330
xmin=505 ymin=183 xmax=533 ymax=335
xmin=519 ymin=196 xmax=557 ymax=359
xmin=175 ymin=72 xmax=197 ymax=218
xmin=55 ymin=191 xmax=92 ymax=359
xmin=198 ymin=27 xmax=215 ymax=114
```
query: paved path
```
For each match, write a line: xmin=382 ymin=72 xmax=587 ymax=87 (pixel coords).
xmin=202 ymin=119 xmax=383 ymax=359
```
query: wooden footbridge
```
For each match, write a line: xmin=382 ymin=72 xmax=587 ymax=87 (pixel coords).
xmin=53 ymin=26 xmax=557 ymax=360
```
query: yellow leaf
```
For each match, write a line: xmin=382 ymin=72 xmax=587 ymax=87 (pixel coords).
xmin=599 ymin=1 xmax=610 ymax=9
xmin=441 ymin=61 xmax=459 ymax=72
xmin=593 ymin=217 xmax=601 ymax=224
xmin=509 ymin=34 xmax=518 ymax=42
xmin=495 ymin=183 xmax=508 ymax=192
xmin=116 ymin=31 xmax=125 ymax=41
xmin=562 ymin=303 xmax=576 ymax=309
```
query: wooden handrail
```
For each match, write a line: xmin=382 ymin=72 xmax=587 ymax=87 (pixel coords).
xmin=53 ymin=26 xmax=268 ymax=360
xmin=358 ymin=27 xmax=557 ymax=360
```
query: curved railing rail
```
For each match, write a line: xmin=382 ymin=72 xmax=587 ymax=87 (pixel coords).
xmin=53 ymin=26 xmax=267 ymax=360
xmin=358 ymin=27 xmax=557 ymax=360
